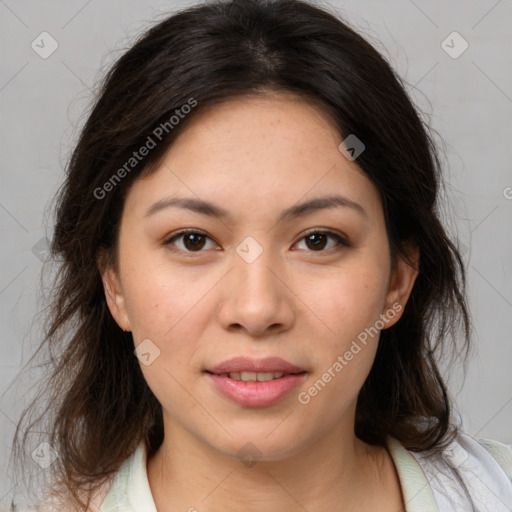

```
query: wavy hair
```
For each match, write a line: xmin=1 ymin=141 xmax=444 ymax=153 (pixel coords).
xmin=11 ymin=0 xmax=470 ymax=509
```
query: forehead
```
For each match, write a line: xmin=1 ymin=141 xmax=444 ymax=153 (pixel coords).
xmin=123 ymin=92 xmax=382 ymax=224
xmin=167 ymin=91 xmax=342 ymax=163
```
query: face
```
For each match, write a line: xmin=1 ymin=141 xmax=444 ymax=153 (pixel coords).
xmin=101 ymin=92 xmax=418 ymax=461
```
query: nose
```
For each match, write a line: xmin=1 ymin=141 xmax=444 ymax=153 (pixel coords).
xmin=217 ymin=239 xmax=295 ymax=337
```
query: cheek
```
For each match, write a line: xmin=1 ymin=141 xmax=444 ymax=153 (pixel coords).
xmin=121 ymin=249 xmax=213 ymax=341
xmin=122 ymin=262 xmax=213 ymax=413
xmin=298 ymin=262 xmax=389 ymax=400
xmin=304 ymin=264 xmax=389 ymax=345
xmin=295 ymin=268 xmax=387 ymax=427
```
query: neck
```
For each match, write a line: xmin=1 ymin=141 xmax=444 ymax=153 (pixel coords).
xmin=147 ymin=415 xmax=397 ymax=512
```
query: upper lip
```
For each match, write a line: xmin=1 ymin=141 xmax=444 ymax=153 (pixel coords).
xmin=207 ymin=357 xmax=306 ymax=374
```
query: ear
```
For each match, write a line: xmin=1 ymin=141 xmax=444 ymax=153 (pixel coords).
xmin=97 ymin=250 xmax=131 ymax=332
xmin=381 ymin=243 xmax=419 ymax=329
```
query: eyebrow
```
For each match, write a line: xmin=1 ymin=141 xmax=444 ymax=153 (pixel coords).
xmin=144 ymin=194 xmax=367 ymax=222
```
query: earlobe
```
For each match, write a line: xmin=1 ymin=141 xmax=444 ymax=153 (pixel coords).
xmin=382 ymin=244 xmax=419 ymax=328
xmin=99 ymin=261 xmax=132 ymax=333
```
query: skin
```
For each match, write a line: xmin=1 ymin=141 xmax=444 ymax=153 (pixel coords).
xmin=101 ymin=91 xmax=419 ymax=512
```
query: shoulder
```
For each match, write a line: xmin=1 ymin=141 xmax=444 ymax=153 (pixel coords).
xmin=2 ymin=474 xmax=117 ymax=512
xmin=475 ymin=435 xmax=512 ymax=480
xmin=410 ymin=430 xmax=512 ymax=510
xmin=95 ymin=442 xmax=154 ymax=512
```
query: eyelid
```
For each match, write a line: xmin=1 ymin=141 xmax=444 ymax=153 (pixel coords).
xmin=162 ymin=227 xmax=350 ymax=253
xmin=162 ymin=228 xmax=220 ymax=251
xmin=163 ymin=227 xmax=209 ymax=242
xmin=293 ymin=228 xmax=350 ymax=253
xmin=298 ymin=227 xmax=350 ymax=245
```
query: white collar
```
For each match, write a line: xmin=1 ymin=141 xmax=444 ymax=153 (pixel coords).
xmin=101 ymin=432 xmax=512 ymax=512
xmin=104 ymin=436 xmax=436 ymax=511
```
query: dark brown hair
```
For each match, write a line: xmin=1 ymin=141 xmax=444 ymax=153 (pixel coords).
xmin=10 ymin=0 xmax=470 ymax=509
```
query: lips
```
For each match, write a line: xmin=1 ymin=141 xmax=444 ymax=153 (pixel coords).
xmin=206 ymin=356 xmax=306 ymax=375
xmin=205 ymin=356 xmax=307 ymax=407
xmin=217 ymin=371 xmax=288 ymax=382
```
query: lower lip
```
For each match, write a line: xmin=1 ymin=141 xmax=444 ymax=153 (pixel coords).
xmin=207 ymin=372 xmax=306 ymax=407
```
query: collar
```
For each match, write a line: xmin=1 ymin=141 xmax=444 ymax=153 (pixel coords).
xmin=386 ymin=436 xmax=439 ymax=511
xmin=105 ymin=436 xmax=438 ymax=511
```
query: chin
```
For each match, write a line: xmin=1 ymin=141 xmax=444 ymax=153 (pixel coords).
xmin=200 ymin=423 xmax=311 ymax=463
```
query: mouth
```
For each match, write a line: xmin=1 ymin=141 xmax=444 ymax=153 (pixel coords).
xmin=206 ymin=355 xmax=307 ymax=375
xmin=204 ymin=357 xmax=307 ymax=407
xmin=205 ymin=370 xmax=306 ymax=382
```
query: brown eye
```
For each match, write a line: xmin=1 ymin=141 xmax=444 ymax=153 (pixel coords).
xmin=295 ymin=230 xmax=348 ymax=252
xmin=164 ymin=230 xmax=217 ymax=253
xmin=305 ymin=233 xmax=328 ymax=250
xmin=183 ymin=232 xmax=206 ymax=251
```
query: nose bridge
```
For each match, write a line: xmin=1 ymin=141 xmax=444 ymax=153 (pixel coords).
xmin=233 ymin=234 xmax=281 ymax=299
xmin=218 ymin=234 xmax=293 ymax=334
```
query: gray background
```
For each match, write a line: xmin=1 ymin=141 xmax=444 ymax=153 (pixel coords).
xmin=1 ymin=0 xmax=511 ymax=504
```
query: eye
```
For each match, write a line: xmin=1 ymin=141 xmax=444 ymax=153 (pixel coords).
xmin=293 ymin=229 xmax=349 ymax=252
xmin=163 ymin=229 xmax=219 ymax=253
xmin=163 ymin=228 xmax=349 ymax=254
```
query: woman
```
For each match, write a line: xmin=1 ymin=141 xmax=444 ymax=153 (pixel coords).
xmin=10 ymin=0 xmax=512 ymax=510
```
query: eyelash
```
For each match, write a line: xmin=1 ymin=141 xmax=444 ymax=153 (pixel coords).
xmin=162 ymin=228 xmax=350 ymax=255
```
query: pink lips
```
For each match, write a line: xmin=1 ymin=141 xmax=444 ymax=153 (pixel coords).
xmin=208 ymin=356 xmax=305 ymax=375
xmin=205 ymin=356 xmax=307 ymax=407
